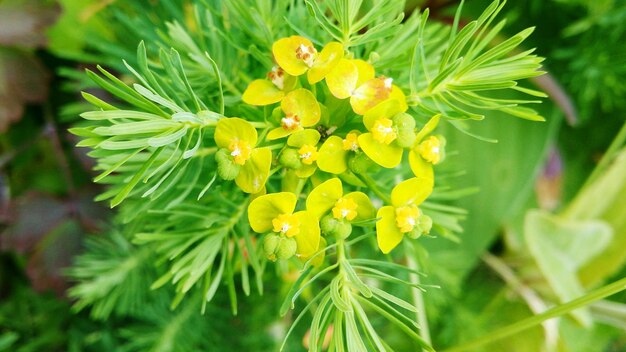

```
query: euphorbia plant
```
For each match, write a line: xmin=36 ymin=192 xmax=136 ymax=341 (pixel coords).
xmin=68 ymin=0 xmax=555 ymax=349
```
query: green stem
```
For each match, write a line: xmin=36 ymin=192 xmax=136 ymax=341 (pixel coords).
xmin=294 ymin=177 xmax=307 ymax=200
xmin=405 ymin=243 xmax=431 ymax=349
xmin=442 ymin=276 xmax=626 ymax=352
xmin=355 ymin=173 xmax=392 ymax=204
xmin=249 ymin=121 xmax=270 ymax=128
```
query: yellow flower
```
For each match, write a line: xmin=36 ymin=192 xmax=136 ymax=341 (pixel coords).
xmin=376 ymin=177 xmax=434 ymax=254
xmin=357 ymin=99 xmax=408 ymax=168
xmin=248 ymin=192 xmax=320 ymax=257
xmin=317 ymin=131 xmax=360 ymax=174
xmin=342 ymin=132 xmax=360 ymax=151
xmin=408 ymin=115 xmax=441 ymax=182
xmin=306 ymin=178 xmax=376 ymax=222
xmin=214 ymin=118 xmax=272 ymax=194
xmin=287 ymin=129 xmax=321 ymax=178
xmin=418 ymin=136 xmax=443 ymax=164
xmin=332 ymin=198 xmax=358 ymax=221
xmin=242 ymin=66 xmax=297 ymax=106
xmin=267 ymin=89 xmax=321 ymax=140
xmin=325 ymin=58 xmax=407 ymax=115
xmin=272 ymin=36 xmax=343 ymax=84
xmin=298 ymin=144 xmax=319 ymax=165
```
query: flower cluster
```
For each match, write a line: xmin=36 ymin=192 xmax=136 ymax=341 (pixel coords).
xmin=215 ymin=35 xmax=446 ymax=260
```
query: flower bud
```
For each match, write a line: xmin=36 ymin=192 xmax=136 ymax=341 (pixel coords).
xmin=263 ymin=233 xmax=280 ymax=262
xmin=216 ymin=148 xmax=241 ymax=180
xmin=368 ymin=52 xmax=380 ymax=63
xmin=320 ymin=214 xmax=352 ymax=239
xmin=320 ymin=214 xmax=339 ymax=235
xmin=393 ymin=113 xmax=416 ymax=148
xmin=348 ymin=153 xmax=375 ymax=175
xmin=276 ymin=237 xmax=297 ymax=260
xmin=279 ymin=148 xmax=303 ymax=169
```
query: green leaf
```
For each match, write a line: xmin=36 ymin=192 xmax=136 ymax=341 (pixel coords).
xmin=524 ymin=209 xmax=612 ymax=325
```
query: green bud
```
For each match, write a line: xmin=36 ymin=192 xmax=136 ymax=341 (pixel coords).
xmin=279 ymin=148 xmax=303 ymax=169
xmin=271 ymin=106 xmax=283 ymax=123
xmin=216 ymin=148 xmax=241 ymax=180
xmin=276 ymin=237 xmax=297 ymax=260
xmin=393 ymin=113 xmax=417 ymax=148
xmin=407 ymin=214 xmax=433 ymax=239
xmin=348 ymin=152 xmax=375 ymax=175
xmin=320 ymin=214 xmax=352 ymax=239
xmin=263 ymin=234 xmax=280 ymax=262
xmin=368 ymin=52 xmax=380 ymax=63
xmin=320 ymin=214 xmax=339 ymax=236
xmin=417 ymin=214 xmax=433 ymax=235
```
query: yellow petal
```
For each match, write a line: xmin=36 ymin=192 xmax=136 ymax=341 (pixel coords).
xmin=273 ymin=36 xmax=313 ymax=76
xmin=390 ymin=177 xmax=434 ymax=208
xmin=248 ymin=192 xmax=297 ymax=233
xmin=308 ymin=42 xmax=344 ymax=84
xmin=295 ymin=164 xmax=317 ymax=178
xmin=357 ymin=133 xmax=403 ymax=168
xmin=415 ymin=114 xmax=441 ymax=143
xmin=350 ymin=77 xmax=392 ymax=115
xmin=294 ymin=210 xmax=321 ymax=257
xmin=242 ymin=79 xmax=284 ymax=106
xmin=306 ymin=178 xmax=343 ymax=218
xmin=363 ymin=98 xmax=405 ymax=130
xmin=301 ymin=236 xmax=326 ymax=267
xmin=326 ymin=58 xmax=358 ymax=99
xmin=267 ymin=126 xmax=301 ymax=140
xmin=215 ymin=117 xmax=257 ymax=148
xmin=344 ymin=191 xmax=376 ymax=221
xmin=409 ymin=151 xmax=435 ymax=181
xmin=236 ymin=147 xmax=272 ymax=194
xmin=282 ymin=88 xmax=321 ymax=127
xmin=389 ymin=85 xmax=408 ymax=112
xmin=317 ymin=136 xmax=348 ymax=174
xmin=287 ymin=129 xmax=321 ymax=148
xmin=376 ymin=206 xmax=404 ymax=254
xmin=353 ymin=59 xmax=375 ymax=87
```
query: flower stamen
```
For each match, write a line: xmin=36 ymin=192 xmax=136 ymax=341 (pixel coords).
xmin=295 ymin=44 xmax=317 ymax=67
xmin=342 ymin=133 xmax=360 ymax=151
xmin=395 ymin=205 xmax=420 ymax=233
xmin=281 ymin=115 xmax=301 ymax=130
xmin=332 ymin=197 xmax=358 ymax=221
xmin=272 ymin=213 xmax=301 ymax=237
xmin=228 ymin=140 xmax=253 ymax=165
xmin=372 ymin=118 xmax=397 ymax=144
xmin=298 ymin=144 xmax=319 ymax=165
xmin=267 ymin=66 xmax=285 ymax=90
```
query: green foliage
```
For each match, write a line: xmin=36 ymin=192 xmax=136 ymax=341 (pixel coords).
xmin=2 ymin=0 xmax=625 ymax=351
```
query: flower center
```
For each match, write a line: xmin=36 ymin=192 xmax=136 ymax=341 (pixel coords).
xmin=272 ymin=213 xmax=301 ymax=237
xmin=295 ymin=44 xmax=317 ymax=67
xmin=267 ymin=66 xmax=285 ymax=90
xmin=281 ymin=115 xmax=301 ymax=130
xmin=395 ymin=205 xmax=420 ymax=233
xmin=418 ymin=136 xmax=442 ymax=164
xmin=298 ymin=144 xmax=319 ymax=165
xmin=332 ymin=197 xmax=358 ymax=221
xmin=342 ymin=133 xmax=360 ymax=151
xmin=372 ymin=118 xmax=397 ymax=144
xmin=228 ymin=140 xmax=253 ymax=165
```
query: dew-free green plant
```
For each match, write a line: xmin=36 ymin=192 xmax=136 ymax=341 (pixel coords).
xmin=63 ymin=0 xmax=626 ymax=350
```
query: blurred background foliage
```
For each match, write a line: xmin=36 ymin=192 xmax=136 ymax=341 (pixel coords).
xmin=0 ymin=0 xmax=625 ymax=351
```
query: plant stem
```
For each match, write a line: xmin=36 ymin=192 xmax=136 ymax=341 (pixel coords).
xmin=442 ymin=276 xmax=626 ymax=352
xmin=355 ymin=173 xmax=392 ymax=204
xmin=405 ymin=243 xmax=431 ymax=349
